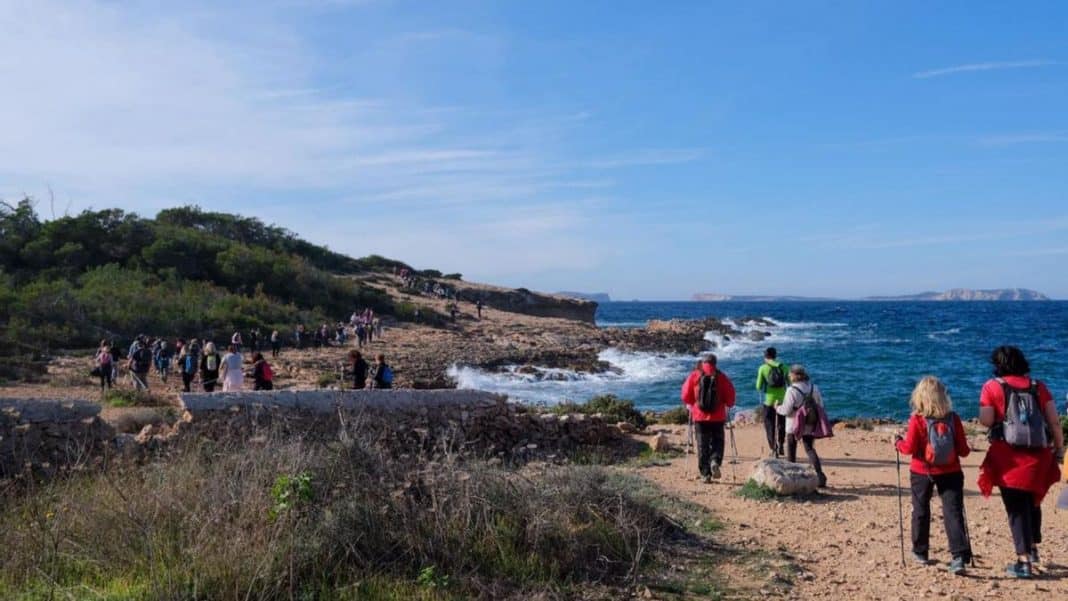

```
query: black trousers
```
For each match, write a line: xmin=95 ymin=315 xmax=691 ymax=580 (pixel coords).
xmin=910 ymin=471 xmax=971 ymax=559
xmin=1000 ymin=487 xmax=1042 ymax=556
xmin=181 ymin=371 xmax=194 ymax=393
xmin=271 ymin=342 xmax=280 ymax=358
xmin=764 ymin=407 xmax=785 ymax=453
xmin=787 ymin=433 xmax=824 ymax=477
xmin=695 ymin=421 xmax=725 ymax=477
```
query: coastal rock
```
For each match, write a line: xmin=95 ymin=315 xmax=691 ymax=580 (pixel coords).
xmin=749 ymin=459 xmax=819 ymax=496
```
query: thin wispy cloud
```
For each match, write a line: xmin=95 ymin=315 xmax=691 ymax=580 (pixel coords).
xmin=585 ymin=148 xmax=705 ymax=169
xmin=912 ymin=59 xmax=1057 ymax=79
xmin=978 ymin=131 xmax=1068 ymax=146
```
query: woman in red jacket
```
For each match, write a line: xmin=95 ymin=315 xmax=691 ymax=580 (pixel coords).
xmin=977 ymin=346 xmax=1064 ymax=579
xmin=894 ymin=376 xmax=971 ymax=574
xmin=681 ymin=354 xmax=736 ymax=482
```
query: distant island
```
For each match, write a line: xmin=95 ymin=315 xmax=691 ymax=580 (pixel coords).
xmin=557 ymin=291 xmax=612 ymax=303
xmin=691 ymin=293 xmax=837 ymax=302
xmin=691 ymin=288 xmax=1050 ymax=302
xmin=864 ymin=288 xmax=1050 ymax=301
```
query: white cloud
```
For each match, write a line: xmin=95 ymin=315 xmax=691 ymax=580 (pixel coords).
xmin=912 ymin=60 xmax=1057 ymax=79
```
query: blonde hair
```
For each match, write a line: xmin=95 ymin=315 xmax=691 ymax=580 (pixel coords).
xmin=204 ymin=342 xmax=216 ymax=354
xmin=910 ymin=376 xmax=952 ymax=419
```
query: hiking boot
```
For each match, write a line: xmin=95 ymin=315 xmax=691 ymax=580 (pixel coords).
xmin=817 ymin=473 xmax=828 ymax=488
xmin=947 ymin=557 xmax=966 ymax=575
xmin=702 ymin=474 xmax=713 ymax=484
xmin=1030 ymin=547 xmax=1040 ymax=565
xmin=912 ymin=552 xmax=930 ymax=566
xmin=711 ymin=465 xmax=722 ymax=480
xmin=1006 ymin=561 xmax=1032 ymax=579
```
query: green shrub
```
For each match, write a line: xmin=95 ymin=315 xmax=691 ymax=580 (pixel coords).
xmin=657 ymin=406 xmax=690 ymax=425
xmin=102 ymin=388 xmax=169 ymax=408
xmin=0 ymin=434 xmax=676 ymax=599
xmin=317 ymin=373 xmax=339 ymax=388
xmin=1060 ymin=415 xmax=1068 ymax=444
xmin=549 ymin=394 xmax=647 ymax=430
xmin=735 ymin=480 xmax=779 ymax=501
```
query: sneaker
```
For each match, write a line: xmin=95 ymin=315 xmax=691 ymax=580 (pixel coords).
xmin=702 ymin=474 xmax=712 ymax=484
xmin=1030 ymin=547 xmax=1040 ymax=565
xmin=711 ymin=465 xmax=722 ymax=480
xmin=1006 ymin=561 xmax=1032 ymax=579
xmin=947 ymin=557 xmax=966 ymax=575
xmin=912 ymin=552 xmax=930 ymax=566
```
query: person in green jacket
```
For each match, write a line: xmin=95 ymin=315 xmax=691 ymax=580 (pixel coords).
xmin=756 ymin=347 xmax=788 ymax=457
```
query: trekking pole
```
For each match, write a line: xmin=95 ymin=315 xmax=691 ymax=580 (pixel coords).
xmin=960 ymin=497 xmax=975 ymax=567
xmin=687 ymin=411 xmax=695 ymax=454
xmin=895 ymin=449 xmax=906 ymax=567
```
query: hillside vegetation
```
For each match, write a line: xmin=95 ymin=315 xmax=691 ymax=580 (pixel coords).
xmin=0 ymin=200 xmax=421 ymax=360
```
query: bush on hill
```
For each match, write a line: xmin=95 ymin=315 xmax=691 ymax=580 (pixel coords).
xmin=0 ymin=200 xmax=424 ymax=360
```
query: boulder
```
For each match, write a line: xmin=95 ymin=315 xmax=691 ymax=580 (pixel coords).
xmin=650 ymin=432 xmax=671 ymax=453
xmin=749 ymin=459 xmax=818 ymax=496
xmin=616 ymin=421 xmax=638 ymax=434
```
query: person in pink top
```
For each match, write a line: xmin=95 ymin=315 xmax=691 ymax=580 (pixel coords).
xmin=680 ymin=354 xmax=737 ymax=482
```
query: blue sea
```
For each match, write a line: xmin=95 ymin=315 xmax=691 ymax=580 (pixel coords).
xmin=450 ymin=302 xmax=1068 ymax=420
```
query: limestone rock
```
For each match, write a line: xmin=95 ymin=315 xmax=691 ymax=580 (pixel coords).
xmin=749 ymin=458 xmax=819 ymax=496
xmin=650 ymin=432 xmax=671 ymax=452
xmin=616 ymin=421 xmax=638 ymax=434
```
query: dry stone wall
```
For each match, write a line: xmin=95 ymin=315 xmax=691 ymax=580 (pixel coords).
xmin=0 ymin=398 xmax=115 ymax=479
xmin=179 ymin=390 xmax=623 ymax=459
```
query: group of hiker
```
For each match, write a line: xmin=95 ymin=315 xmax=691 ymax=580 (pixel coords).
xmin=94 ymin=333 xmax=275 ymax=394
xmin=681 ymin=344 xmax=1065 ymax=579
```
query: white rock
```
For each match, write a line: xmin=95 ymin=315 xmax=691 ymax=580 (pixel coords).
xmin=748 ymin=458 xmax=819 ymax=496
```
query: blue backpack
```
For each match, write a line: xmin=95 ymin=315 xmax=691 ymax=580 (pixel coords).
xmin=381 ymin=366 xmax=394 ymax=385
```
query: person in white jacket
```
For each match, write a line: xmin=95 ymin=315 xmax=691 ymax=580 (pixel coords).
xmin=776 ymin=364 xmax=828 ymax=487
xmin=220 ymin=345 xmax=244 ymax=392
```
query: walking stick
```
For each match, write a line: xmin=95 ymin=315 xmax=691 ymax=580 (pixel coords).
xmin=727 ymin=412 xmax=739 ymax=482
xmin=960 ymin=497 xmax=975 ymax=567
xmin=687 ymin=411 xmax=695 ymax=454
xmin=895 ymin=449 xmax=907 ymax=567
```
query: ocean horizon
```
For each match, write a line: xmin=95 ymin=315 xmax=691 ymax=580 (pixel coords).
xmin=452 ymin=300 xmax=1068 ymax=421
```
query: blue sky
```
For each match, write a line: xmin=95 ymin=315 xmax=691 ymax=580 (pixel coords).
xmin=2 ymin=1 xmax=1067 ymax=299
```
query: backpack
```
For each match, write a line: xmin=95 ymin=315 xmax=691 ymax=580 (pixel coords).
xmin=205 ymin=354 xmax=218 ymax=372
xmin=793 ymin=385 xmax=820 ymax=427
xmin=183 ymin=353 xmax=197 ymax=374
xmin=767 ymin=364 xmax=786 ymax=389
xmin=697 ymin=371 xmax=718 ymax=413
xmin=261 ymin=362 xmax=273 ymax=382
xmin=98 ymin=351 xmax=112 ymax=366
xmin=132 ymin=346 xmax=152 ymax=373
xmin=381 ymin=365 xmax=394 ymax=386
xmin=924 ymin=414 xmax=957 ymax=466
xmin=999 ymin=379 xmax=1048 ymax=449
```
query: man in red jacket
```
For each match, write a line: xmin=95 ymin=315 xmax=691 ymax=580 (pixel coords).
xmin=681 ymin=354 xmax=737 ymax=482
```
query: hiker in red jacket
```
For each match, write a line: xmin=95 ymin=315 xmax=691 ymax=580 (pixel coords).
xmin=681 ymin=354 xmax=736 ymax=482
xmin=894 ymin=376 xmax=972 ymax=573
xmin=977 ymin=346 xmax=1064 ymax=579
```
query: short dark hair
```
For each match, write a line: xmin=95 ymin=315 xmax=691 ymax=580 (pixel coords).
xmin=252 ymin=352 xmax=264 ymax=362
xmin=702 ymin=354 xmax=717 ymax=366
xmin=765 ymin=347 xmax=777 ymax=359
xmin=991 ymin=345 xmax=1030 ymax=377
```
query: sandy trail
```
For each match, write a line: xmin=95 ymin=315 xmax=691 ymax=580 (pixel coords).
xmin=634 ymin=422 xmax=1068 ymax=600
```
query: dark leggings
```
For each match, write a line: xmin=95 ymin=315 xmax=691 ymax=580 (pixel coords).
xmin=911 ymin=471 xmax=971 ymax=559
xmin=99 ymin=369 xmax=113 ymax=391
xmin=1000 ymin=487 xmax=1042 ymax=556
xmin=764 ymin=407 xmax=785 ymax=453
xmin=695 ymin=421 xmax=725 ymax=477
xmin=787 ymin=433 xmax=824 ymax=477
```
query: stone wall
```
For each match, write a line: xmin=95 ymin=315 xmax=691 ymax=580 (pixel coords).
xmin=0 ymin=391 xmax=627 ymax=480
xmin=0 ymin=398 xmax=115 ymax=479
xmin=175 ymin=390 xmax=623 ymax=459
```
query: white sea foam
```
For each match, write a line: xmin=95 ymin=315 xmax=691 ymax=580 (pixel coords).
xmin=927 ymin=327 xmax=962 ymax=340
xmin=450 ymin=317 xmax=851 ymax=404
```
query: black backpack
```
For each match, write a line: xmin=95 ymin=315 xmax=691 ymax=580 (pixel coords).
xmin=132 ymin=346 xmax=152 ymax=373
xmin=697 ymin=371 xmax=718 ymax=413
xmin=792 ymin=385 xmax=819 ymax=427
xmin=767 ymin=364 xmax=786 ymax=389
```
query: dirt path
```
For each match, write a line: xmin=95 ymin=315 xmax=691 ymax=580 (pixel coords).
xmin=631 ymin=423 xmax=1068 ymax=600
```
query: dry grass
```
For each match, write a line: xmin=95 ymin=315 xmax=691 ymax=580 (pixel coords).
xmin=0 ymin=427 xmax=679 ymax=600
